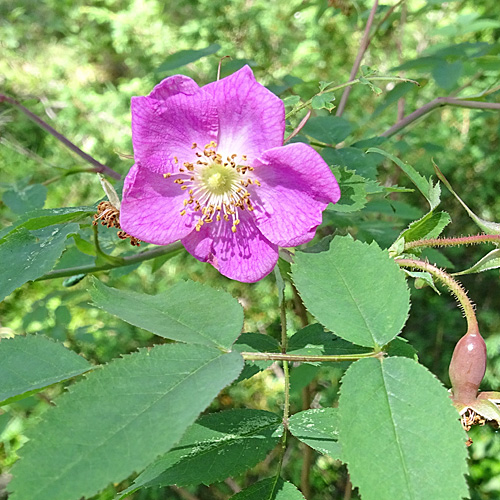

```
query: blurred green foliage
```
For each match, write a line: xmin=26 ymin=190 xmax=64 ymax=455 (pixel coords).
xmin=2 ymin=0 xmax=500 ymax=498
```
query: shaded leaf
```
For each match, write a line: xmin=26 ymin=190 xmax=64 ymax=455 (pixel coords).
xmin=303 ymin=116 xmax=352 ymax=144
xmin=156 ymin=44 xmax=221 ymax=73
xmin=117 ymin=409 xmax=283 ymax=497
xmin=2 ymin=184 xmax=47 ymax=214
xmin=230 ymin=478 xmax=305 ymax=500
xmin=0 ymin=207 xmax=93 ymax=239
xmin=0 ymin=224 xmax=79 ymax=302
xmin=432 ymin=60 xmax=463 ymax=89
xmin=89 ymin=278 xmax=243 ymax=350
xmin=369 ymin=148 xmax=440 ymax=210
xmin=0 ymin=335 xmax=91 ymax=406
xmin=288 ymin=408 xmax=340 ymax=459
xmin=288 ymin=324 xmax=370 ymax=360
xmin=338 ymin=357 xmax=469 ymax=500
xmin=292 ymin=236 xmax=410 ymax=348
xmin=8 ymin=345 xmax=243 ymax=500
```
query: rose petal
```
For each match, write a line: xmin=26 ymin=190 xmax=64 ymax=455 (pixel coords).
xmin=120 ymin=164 xmax=194 ymax=244
xmin=131 ymin=90 xmax=218 ymax=174
xmin=203 ymin=65 xmax=285 ymax=161
xmin=251 ymin=143 xmax=341 ymax=247
xmin=148 ymin=74 xmax=200 ymax=101
xmin=182 ymin=211 xmax=279 ymax=282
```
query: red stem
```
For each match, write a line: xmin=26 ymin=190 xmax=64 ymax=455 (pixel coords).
xmin=0 ymin=94 xmax=121 ymax=180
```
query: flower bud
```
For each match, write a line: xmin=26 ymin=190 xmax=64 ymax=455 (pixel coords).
xmin=449 ymin=331 xmax=487 ymax=404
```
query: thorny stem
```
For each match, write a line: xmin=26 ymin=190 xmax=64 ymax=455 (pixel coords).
xmin=404 ymin=234 xmax=500 ymax=251
xmin=336 ymin=0 xmax=380 ymax=117
xmin=0 ymin=94 xmax=121 ymax=180
xmin=285 ymin=76 xmax=418 ymax=120
xmin=396 ymin=258 xmax=479 ymax=335
xmin=35 ymin=242 xmax=183 ymax=281
xmin=381 ymin=97 xmax=500 ymax=138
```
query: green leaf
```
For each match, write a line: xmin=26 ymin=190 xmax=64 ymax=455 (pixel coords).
xmin=400 ymin=210 xmax=451 ymax=245
xmin=389 ymin=210 xmax=451 ymax=257
xmin=327 ymin=167 xmax=368 ymax=213
xmin=303 ymin=116 xmax=352 ymax=144
xmin=433 ymin=161 xmax=500 ymax=234
xmin=403 ymin=270 xmax=441 ymax=294
xmin=338 ymin=357 xmax=469 ymax=500
xmin=0 ymin=224 xmax=79 ymax=302
xmin=2 ymin=184 xmax=47 ymax=214
xmin=8 ymin=344 xmax=244 ymax=500
xmin=292 ymin=236 xmax=410 ymax=348
xmin=89 ymin=278 xmax=243 ymax=350
xmin=311 ymin=93 xmax=335 ymax=111
xmin=156 ymin=44 xmax=221 ymax=73
xmin=288 ymin=408 xmax=341 ymax=460
xmin=384 ymin=337 xmax=418 ymax=359
xmin=0 ymin=207 xmax=94 ymax=239
xmin=0 ymin=335 xmax=91 ymax=406
xmin=230 ymin=478 xmax=305 ymax=500
xmin=432 ymin=60 xmax=463 ymax=90
xmin=358 ymin=76 xmax=382 ymax=95
xmin=283 ymin=95 xmax=301 ymax=108
xmin=368 ymin=148 xmax=440 ymax=210
xmin=322 ymin=147 xmax=379 ymax=179
xmin=452 ymin=248 xmax=500 ymax=276
xmin=117 ymin=409 xmax=283 ymax=497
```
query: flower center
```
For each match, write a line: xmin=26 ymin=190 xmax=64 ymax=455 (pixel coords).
xmin=164 ymin=142 xmax=260 ymax=233
xmin=201 ymin=163 xmax=238 ymax=195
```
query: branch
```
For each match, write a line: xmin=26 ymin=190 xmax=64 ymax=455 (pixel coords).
xmin=35 ymin=242 xmax=183 ymax=281
xmin=381 ymin=97 xmax=500 ymax=138
xmin=336 ymin=0 xmax=380 ymax=117
xmin=0 ymin=94 xmax=121 ymax=180
xmin=240 ymin=351 xmax=382 ymax=362
xmin=396 ymin=258 xmax=479 ymax=335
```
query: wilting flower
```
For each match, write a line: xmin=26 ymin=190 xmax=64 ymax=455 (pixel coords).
xmin=120 ymin=66 xmax=340 ymax=282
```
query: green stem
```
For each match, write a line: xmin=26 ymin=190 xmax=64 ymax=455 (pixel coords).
xmin=285 ymin=76 xmax=419 ymax=120
xmin=35 ymin=242 xmax=183 ymax=281
xmin=396 ymin=258 xmax=479 ymax=335
xmin=42 ymin=167 xmax=97 ymax=186
xmin=240 ymin=351 xmax=382 ymax=362
xmin=276 ymin=274 xmax=290 ymax=479
xmin=404 ymin=234 xmax=500 ymax=251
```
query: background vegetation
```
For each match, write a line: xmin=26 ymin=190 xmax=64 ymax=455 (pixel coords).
xmin=1 ymin=0 xmax=500 ymax=498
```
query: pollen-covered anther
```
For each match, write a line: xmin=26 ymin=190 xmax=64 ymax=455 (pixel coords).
xmin=94 ymin=201 xmax=141 ymax=246
xmin=93 ymin=201 xmax=120 ymax=228
xmin=167 ymin=143 xmax=261 ymax=233
xmin=117 ymin=230 xmax=141 ymax=247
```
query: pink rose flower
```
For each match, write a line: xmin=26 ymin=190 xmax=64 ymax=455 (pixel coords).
xmin=121 ymin=66 xmax=340 ymax=282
